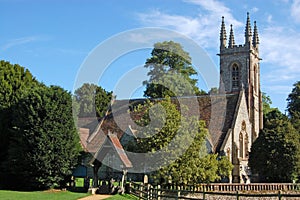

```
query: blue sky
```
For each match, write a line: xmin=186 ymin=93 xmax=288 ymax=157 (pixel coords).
xmin=1 ymin=0 xmax=300 ymax=112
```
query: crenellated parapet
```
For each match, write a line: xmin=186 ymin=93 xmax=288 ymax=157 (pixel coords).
xmin=219 ymin=12 xmax=260 ymax=55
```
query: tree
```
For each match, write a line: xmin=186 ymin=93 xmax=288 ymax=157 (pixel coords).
xmin=74 ymin=83 xmax=113 ymax=118
xmin=287 ymin=81 xmax=300 ymax=118
xmin=143 ymin=41 xmax=203 ymax=98
xmin=262 ymin=92 xmax=276 ymax=117
xmin=208 ymin=87 xmax=219 ymax=95
xmin=249 ymin=109 xmax=300 ymax=182
xmin=0 ymin=60 xmax=38 ymax=184
xmin=132 ymin=98 xmax=232 ymax=185
xmin=287 ymin=81 xmax=300 ymax=130
xmin=5 ymin=85 xmax=81 ymax=190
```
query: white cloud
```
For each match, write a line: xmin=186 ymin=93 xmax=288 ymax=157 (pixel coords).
xmin=251 ymin=7 xmax=259 ymax=13
xmin=260 ymin=25 xmax=300 ymax=95
xmin=138 ymin=10 xmax=201 ymax=37
xmin=137 ymin=0 xmax=243 ymax=49
xmin=2 ymin=36 xmax=37 ymax=50
xmin=1 ymin=36 xmax=49 ymax=51
xmin=183 ymin=0 xmax=242 ymax=27
xmin=291 ymin=0 xmax=300 ymax=23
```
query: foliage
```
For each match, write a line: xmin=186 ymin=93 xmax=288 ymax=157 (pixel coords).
xmin=5 ymin=85 xmax=81 ymax=190
xmin=132 ymin=98 xmax=232 ymax=184
xmin=0 ymin=190 xmax=89 ymax=200
xmin=208 ymin=87 xmax=219 ymax=95
xmin=0 ymin=60 xmax=38 ymax=109
xmin=287 ymin=81 xmax=300 ymax=130
xmin=0 ymin=60 xmax=38 ymax=184
xmin=143 ymin=41 xmax=203 ymax=98
xmin=262 ymin=92 xmax=277 ymax=117
xmin=74 ymin=83 xmax=113 ymax=118
xmin=287 ymin=81 xmax=300 ymax=118
xmin=249 ymin=109 xmax=300 ymax=182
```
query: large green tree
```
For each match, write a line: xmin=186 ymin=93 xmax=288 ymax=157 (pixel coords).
xmin=0 ymin=60 xmax=38 ymax=183
xmin=143 ymin=41 xmax=205 ymax=98
xmin=133 ymin=98 xmax=232 ymax=185
xmin=287 ymin=81 xmax=300 ymax=130
xmin=249 ymin=109 xmax=300 ymax=182
xmin=74 ymin=83 xmax=113 ymax=118
xmin=5 ymin=85 xmax=81 ymax=190
xmin=287 ymin=81 xmax=300 ymax=117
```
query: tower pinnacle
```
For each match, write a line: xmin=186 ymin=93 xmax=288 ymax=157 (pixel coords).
xmin=253 ymin=21 xmax=259 ymax=47
xmin=229 ymin=24 xmax=235 ymax=48
xmin=245 ymin=12 xmax=252 ymax=45
xmin=220 ymin=16 xmax=227 ymax=48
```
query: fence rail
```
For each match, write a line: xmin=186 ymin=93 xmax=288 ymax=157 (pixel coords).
xmin=127 ymin=182 xmax=300 ymax=200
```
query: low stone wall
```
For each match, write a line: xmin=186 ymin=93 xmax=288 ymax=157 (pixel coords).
xmin=129 ymin=182 xmax=300 ymax=200
xmin=185 ymin=191 xmax=300 ymax=200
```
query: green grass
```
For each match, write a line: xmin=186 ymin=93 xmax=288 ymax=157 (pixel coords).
xmin=105 ymin=194 xmax=138 ymax=200
xmin=0 ymin=190 xmax=90 ymax=200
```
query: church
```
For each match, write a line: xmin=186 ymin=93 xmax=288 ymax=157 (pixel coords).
xmin=78 ymin=13 xmax=263 ymax=184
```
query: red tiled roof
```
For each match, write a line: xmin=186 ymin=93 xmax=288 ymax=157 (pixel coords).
xmin=108 ymin=133 xmax=132 ymax=168
xmin=87 ymin=131 xmax=133 ymax=168
xmin=79 ymin=128 xmax=89 ymax=151
xmin=78 ymin=94 xmax=239 ymax=154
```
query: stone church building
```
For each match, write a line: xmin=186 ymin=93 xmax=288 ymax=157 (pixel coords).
xmin=78 ymin=13 xmax=263 ymax=184
xmin=217 ymin=13 xmax=263 ymax=182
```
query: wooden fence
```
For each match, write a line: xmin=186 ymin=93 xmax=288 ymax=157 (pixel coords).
xmin=127 ymin=182 xmax=300 ymax=200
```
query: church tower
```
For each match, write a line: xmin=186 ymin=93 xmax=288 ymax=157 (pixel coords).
xmin=218 ymin=13 xmax=263 ymax=142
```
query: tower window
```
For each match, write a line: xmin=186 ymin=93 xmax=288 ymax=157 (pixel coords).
xmin=232 ymin=64 xmax=239 ymax=89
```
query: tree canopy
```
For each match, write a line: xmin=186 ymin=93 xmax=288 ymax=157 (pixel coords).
xmin=74 ymin=83 xmax=113 ymax=118
xmin=0 ymin=60 xmax=82 ymax=190
xmin=5 ymin=85 xmax=81 ymax=190
xmin=287 ymin=81 xmax=300 ymax=130
xmin=249 ymin=109 xmax=300 ymax=182
xmin=132 ymin=98 xmax=232 ymax=184
xmin=250 ymin=90 xmax=300 ymax=183
xmin=287 ymin=81 xmax=300 ymax=117
xmin=143 ymin=41 xmax=205 ymax=98
xmin=0 ymin=60 xmax=39 ymax=185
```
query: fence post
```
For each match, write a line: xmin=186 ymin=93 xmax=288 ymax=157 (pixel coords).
xmin=176 ymin=187 xmax=181 ymax=200
xmin=139 ymin=184 xmax=143 ymax=200
xmin=157 ymin=185 xmax=161 ymax=200
xmin=203 ymin=186 xmax=206 ymax=200
xmin=278 ymin=190 xmax=282 ymax=200
xmin=236 ymin=191 xmax=239 ymax=200
xmin=127 ymin=182 xmax=132 ymax=194
xmin=147 ymin=184 xmax=151 ymax=200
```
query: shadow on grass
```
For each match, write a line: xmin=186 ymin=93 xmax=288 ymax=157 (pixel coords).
xmin=67 ymin=186 xmax=88 ymax=193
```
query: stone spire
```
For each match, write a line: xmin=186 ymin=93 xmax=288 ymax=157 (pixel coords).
xmin=253 ymin=21 xmax=259 ymax=47
xmin=245 ymin=12 xmax=252 ymax=45
xmin=220 ymin=16 xmax=227 ymax=48
xmin=228 ymin=24 xmax=235 ymax=48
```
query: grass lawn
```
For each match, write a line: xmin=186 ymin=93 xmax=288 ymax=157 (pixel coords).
xmin=105 ymin=194 xmax=138 ymax=200
xmin=0 ymin=190 xmax=90 ymax=200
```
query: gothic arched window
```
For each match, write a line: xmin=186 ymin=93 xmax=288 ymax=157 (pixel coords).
xmin=239 ymin=132 xmax=243 ymax=158
xmin=227 ymin=147 xmax=231 ymax=159
xmin=242 ymin=121 xmax=246 ymax=131
xmin=245 ymin=133 xmax=249 ymax=158
xmin=232 ymin=64 xmax=239 ymax=89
